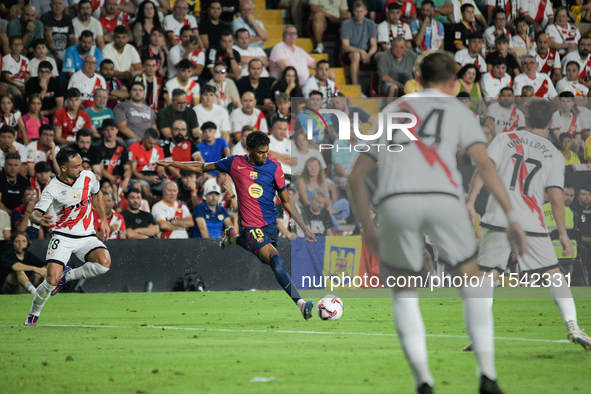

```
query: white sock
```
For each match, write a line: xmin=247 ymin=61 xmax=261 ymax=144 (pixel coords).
xmin=315 ymin=43 xmax=324 ymax=52
xmin=459 ymin=276 xmax=496 ymax=381
xmin=549 ymin=272 xmax=579 ymax=331
xmin=24 ymin=282 xmax=36 ymax=295
xmin=29 ymin=280 xmax=56 ymax=316
xmin=393 ymin=291 xmax=434 ymax=388
xmin=67 ymin=262 xmax=110 ymax=280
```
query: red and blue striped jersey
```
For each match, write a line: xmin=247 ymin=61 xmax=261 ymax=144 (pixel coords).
xmin=215 ymin=155 xmax=286 ymax=228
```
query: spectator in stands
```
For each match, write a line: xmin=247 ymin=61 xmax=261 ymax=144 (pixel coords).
xmin=560 ymin=132 xmax=581 ymax=165
xmin=68 ymin=55 xmax=107 ymax=109
xmin=481 ymin=57 xmax=512 ymax=100
xmin=28 ymin=39 xmax=58 ymax=78
xmin=0 ymin=152 xmax=29 ymax=214
xmin=158 ymin=88 xmax=200 ymax=141
xmin=291 ymin=129 xmax=326 ymax=177
xmin=100 ymin=59 xmax=129 ymax=109
xmin=0 ymin=231 xmax=46 ymax=295
xmin=217 ymin=0 xmax=241 ymax=23
xmin=511 ymin=16 xmax=533 ymax=59
xmin=203 ymin=30 xmax=242 ymax=81
xmin=199 ymin=1 xmax=230 ymax=50
xmin=121 ymin=187 xmax=159 ymax=239
xmin=378 ymin=35 xmax=417 ymax=97
xmin=160 ymin=119 xmax=200 ymax=179
xmin=296 ymin=156 xmax=330 ymax=207
xmin=62 ymin=30 xmax=104 ymax=80
xmin=53 ymin=87 xmax=92 ymax=145
xmin=193 ymin=85 xmax=230 ymax=143
xmin=26 ymin=124 xmax=59 ymax=176
xmin=229 ymin=91 xmax=268 ymax=142
xmin=483 ymin=7 xmax=513 ymax=55
xmin=519 ymin=0 xmax=554 ymax=32
xmin=0 ymin=125 xmax=26 ymax=177
xmin=113 ymin=82 xmax=158 ymax=142
xmin=330 ymin=91 xmax=376 ymax=132
xmin=562 ymin=37 xmax=591 ymax=86
xmin=164 ymin=59 xmax=201 ymax=107
xmin=529 ymin=32 xmax=561 ymax=83
xmin=8 ymin=5 xmax=44 ymax=55
xmin=267 ymin=93 xmax=293 ymax=136
xmin=550 ymin=91 xmax=586 ymax=149
xmin=341 ymin=1 xmax=378 ymax=87
xmin=85 ymin=88 xmax=113 ymax=133
xmin=132 ymin=0 xmax=164 ymax=48
xmin=73 ymin=128 xmax=102 ymax=178
xmin=231 ymin=124 xmax=252 ymax=155
xmin=30 ymin=161 xmax=52 ymax=196
xmin=134 ymin=58 xmax=163 ymax=112
xmin=267 ymin=118 xmax=293 ymax=181
xmin=309 ymin=0 xmax=349 ymax=54
xmin=547 ymin=7 xmax=579 ymax=57
xmin=11 ymin=187 xmax=42 ymax=239
xmin=452 ymin=4 xmax=476 ymax=52
xmin=485 ymin=34 xmax=520 ymax=76
xmin=167 ymin=25 xmax=205 ymax=80
xmin=0 ymin=95 xmax=22 ymax=131
xmin=25 ymin=61 xmax=63 ymax=117
xmin=237 ymin=59 xmax=273 ymax=114
xmin=269 ymin=25 xmax=316 ymax=83
xmin=41 ymin=0 xmax=76 ymax=63
xmin=231 ymin=0 xmax=267 ymax=50
xmin=514 ymin=54 xmax=558 ymax=98
xmin=163 ymin=0 xmax=203 ymax=48
xmin=302 ymin=60 xmax=339 ymax=105
xmin=411 ymin=0 xmax=444 ymax=54
xmin=302 ymin=187 xmax=334 ymax=236
xmin=129 ymin=127 xmax=167 ymax=203
xmin=202 ymin=170 xmax=238 ymax=215
xmin=93 ymin=190 xmax=126 ymax=239
xmin=17 ymin=94 xmax=49 ymax=144
xmin=454 ymin=63 xmax=482 ymax=113
xmin=96 ymin=118 xmax=131 ymax=191
xmin=454 ymin=32 xmax=486 ymax=73
xmin=139 ymin=27 xmax=168 ymax=80
xmin=233 ymin=28 xmax=269 ymax=78
xmin=206 ymin=61 xmax=241 ymax=110
xmin=176 ymin=169 xmax=201 ymax=209
xmin=99 ymin=0 xmax=132 ymax=44
xmin=72 ymin=0 xmax=105 ymax=49
xmin=192 ymin=181 xmax=232 ymax=238
xmin=297 ymin=91 xmax=335 ymax=146
xmin=152 ymin=181 xmax=193 ymax=238
xmin=557 ymin=61 xmax=589 ymax=98
xmin=101 ymin=26 xmax=143 ymax=83
xmin=271 ymin=66 xmax=302 ymax=100
xmin=2 ymin=36 xmax=29 ymax=98
xmin=377 ymin=3 xmax=412 ymax=52
xmin=197 ymin=121 xmax=230 ymax=168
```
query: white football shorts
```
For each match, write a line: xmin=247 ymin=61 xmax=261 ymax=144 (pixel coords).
xmin=45 ymin=233 xmax=107 ymax=265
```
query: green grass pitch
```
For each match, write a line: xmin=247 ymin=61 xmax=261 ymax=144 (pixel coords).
xmin=1 ymin=289 xmax=590 ymax=394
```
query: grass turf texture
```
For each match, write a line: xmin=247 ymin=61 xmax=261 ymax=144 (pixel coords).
xmin=1 ymin=289 xmax=590 ymax=394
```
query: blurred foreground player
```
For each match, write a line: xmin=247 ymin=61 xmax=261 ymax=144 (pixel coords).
xmin=467 ymin=98 xmax=591 ymax=351
xmin=158 ymin=131 xmax=317 ymax=320
xmin=347 ymin=51 xmax=527 ymax=394
xmin=24 ymin=147 xmax=112 ymax=326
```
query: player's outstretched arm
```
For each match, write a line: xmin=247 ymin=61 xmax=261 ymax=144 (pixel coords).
xmin=278 ymin=189 xmax=316 ymax=242
xmin=548 ymin=186 xmax=575 ymax=257
xmin=347 ymin=154 xmax=379 ymax=251
xmin=468 ymin=143 xmax=527 ymax=255
xmin=156 ymin=160 xmax=216 ymax=173
xmin=93 ymin=190 xmax=111 ymax=241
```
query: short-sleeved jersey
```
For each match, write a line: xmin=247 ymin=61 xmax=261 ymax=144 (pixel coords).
xmin=68 ymin=70 xmax=107 ymax=108
xmin=482 ymin=131 xmax=564 ymax=234
xmin=128 ymin=141 xmax=165 ymax=174
xmin=151 ymin=200 xmax=191 ymax=238
xmin=164 ymin=77 xmax=200 ymax=103
xmin=26 ymin=140 xmax=60 ymax=165
xmin=550 ymin=111 xmax=585 ymax=136
xmin=2 ymin=54 xmax=29 ymax=83
xmin=513 ymin=72 xmax=558 ymax=98
xmin=215 ymin=155 xmax=285 ymax=228
xmin=161 ymin=138 xmax=199 ymax=162
xmin=35 ymin=170 xmax=100 ymax=237
xmin=93 ymin=210 xmax=126 ymax=239
xmin=556 ymin=77 xmax=589 ymax=96
xmin=485 ymin=103 xmax=526 ymax=134
xmin=366 ymin=89 xmax=487 ymax=205
xmin=229 ymin=107 xmax=268 ymax=135
xmin=52 ymin=108 xmax=92 ymax=142
xmin=163 ymin=14 xmax=198 ymax=43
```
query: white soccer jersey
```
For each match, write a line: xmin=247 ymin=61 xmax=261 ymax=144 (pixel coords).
xmin=556 ymin=77 xmax=589 ymax=96
xmin=513 ymin=72 xmax=557 ymax=98
xmin=560 ymin=51 xmax=590 ymax=78
xmin=35 ymin=170 xmax=100 ymax=237
xmin=485 ymin=103 xmax=526 ymax=135
xmin=453 ymin=49 xmax=487 ymax=73
xmin=482 ymin=130 xmax=564 ymax=233
xmin=0 ymin=142 xmax=27 ymax=166
xmin=94 ymin=210 xmax=126 ymax=239
xmin=519 ymin=0 xmax=554 ymax=28
xmin=163 ymin=14 xmax=198 ymax=42
xmin=483 ymin=26 xmax=513 ymax=53
xmin=480 ymin=71 xmax=512 ymax=99
xmin=151 ymin=200 xmax=191 ymax=239
xmin=193 ymin=104 xmax=230 ymax=138
xmin=2 ymin=54 xmax=29 ymax=83
xmin=232 ymin=45 xmax=270 ymax=78
xmin=26 ymin=141 xmax=60 ymax=165
xmin=366 ymin=89 xmax=487 ymax=204
xmin=68 ymin=71 xmax=107 ymax=107
xmin=550 ymin=111 xmax=585 ymax=136
xmin=301 ymin=76 xmax=339 ymax=99
xmin=165 ymin=77 xmax=200 ymax=103
xmin=546 ymin=23 xmax=580 ymax=56
xmin=377 ymin=21 xmax=412 ymax=48
xmin=167 ymin=44 xmax=206 ymax=79
xmin=229 ymin=107 xmax=268 ymax=135
xmin=528 ymin=48 xmax=561 ymax=76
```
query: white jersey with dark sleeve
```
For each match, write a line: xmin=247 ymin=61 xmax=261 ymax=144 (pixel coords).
xmin=481 ymin=131 xmax=564 ymax=234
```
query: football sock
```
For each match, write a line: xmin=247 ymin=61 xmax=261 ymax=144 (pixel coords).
xmin=270 ymin=254 xmax=301 ymax=303
xmin=24 ymin=282 xmax=36 ymax=295
xmin=459 ymin=277 xmax=496 ymax=381
xmin=29 ymin=280 xmax=56 ymax=316
xmin=67 ymin=262 xmax=110 ymax=280
xmin=393 ymin=291 xmax=435 ymax=388
xmin=549 ymin=272 xmax=579 ymax=331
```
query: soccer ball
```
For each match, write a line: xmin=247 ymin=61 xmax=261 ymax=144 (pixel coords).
xmin=317 ymin=295 xmax=343 ymax=321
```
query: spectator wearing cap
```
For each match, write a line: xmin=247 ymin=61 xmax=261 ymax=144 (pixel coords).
xmin=24 ymin=60 xmax=64 ymax=118
xmin=192 ymin=182 xmax=232 ymax=238
xmin=377 ymin=35 xmax=417 ymax=97
xmin=485 ymin=34 xmax=520 ymax=77
xmin=453 ymin=3 xmax=477 ymax=52
xmin=454 ymin=32 xmax=486 ymax=74
xmin=157 ymin=88 xmax=200 ymax=142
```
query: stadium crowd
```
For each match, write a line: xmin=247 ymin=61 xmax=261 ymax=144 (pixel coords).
xmin=1 ymin=0 xmax=591 ymax=293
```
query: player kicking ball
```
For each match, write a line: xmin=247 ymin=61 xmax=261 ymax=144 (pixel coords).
xmin=158 ymin=130 xmax=317 ymax=320
xmin=24 ymin=147 xmax=112 ymax=326
xmin=466 ymin=98 xmax=591 ymax=351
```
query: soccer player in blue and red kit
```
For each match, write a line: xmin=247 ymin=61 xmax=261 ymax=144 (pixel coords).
xmin=158 ymin=130 xmax=318 ymax=320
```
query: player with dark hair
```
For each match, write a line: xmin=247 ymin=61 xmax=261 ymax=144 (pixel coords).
xmin=158 ymin=130 xmax=317 ymax=320
xmin=23 ymin=146 xmax=111 ymax=326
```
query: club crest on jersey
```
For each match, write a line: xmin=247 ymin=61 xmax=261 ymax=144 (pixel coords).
xmin=249 ymin=171 xmax=258 ymax=180
xmin=72 ymin=192 xmax=81 ymax=201
xmin=217 ymin=214 xmax=224 ymax=220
